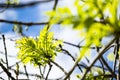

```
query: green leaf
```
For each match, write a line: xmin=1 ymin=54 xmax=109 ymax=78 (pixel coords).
xmin=46 ymin=0 xmax=120 ymax=61
xmin=16 ymin=26 xmax=62 ymax=66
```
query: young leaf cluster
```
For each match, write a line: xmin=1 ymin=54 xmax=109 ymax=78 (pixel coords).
xmin=16 ymin=26 xmax=62 ymax=66
xmin=47 ymin=0 xmax=120 ymax=59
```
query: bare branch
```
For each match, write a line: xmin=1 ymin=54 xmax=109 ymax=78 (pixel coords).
xmin=0 ymin=62 xmax=15 ymax=80
xmin=2 ymin=35 xmax=9 ymax=80
xmin=81 ymin=37 xmax=116 ymax=80
xmin=0 ymin=0 xmax=54 ymax=9
xmin=45 ymin=63 xmax=52 ymax=80
xmin=62 ymin=48 xmax=83 ymax=72
xmin=0 ymin=19 xmax=48 ymax=26
xmin=24 ymin=65 xmax=29 ymax=79
xmin=53 ymin=0 xmax=58 ymax=10
xmin=50 ymin=60 xmax=67 ymax=75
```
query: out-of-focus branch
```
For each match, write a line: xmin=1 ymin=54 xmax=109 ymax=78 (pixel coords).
xmin=0 ymin=0 xmax=10 ymax=13
xmin=62 ymin=48 xmax=83 ymax=72
xmin=63 ymin=40 xmax=101 ymax=49
xmin=81 ymin=37 xmax=116 ymax=80
xmin=53 ymin=0 xmax=58 ymax=10
xmin=0 ymin=19 xmax=49 ymax=26
xmin=50 ymin=60 xmax=67 ymax=75
xmin=0 ymin=77 xmax=4 ymax=80
xmin=64 ymin=37 xmax=116 ymax=80
xmin=46 ymin=0 xmax=59 ymax=30
xmin=0 ymin=18 xmax=109 ymax=27
xmin=101 ymin=57 xmax=115 ymax=77
xmin=93 ymin=74 xmax=116 ymax=79
xmin=55 ymin=39 xmax=102 ymax=49
xmin=0 ymin=0 xmax=54 ymax=8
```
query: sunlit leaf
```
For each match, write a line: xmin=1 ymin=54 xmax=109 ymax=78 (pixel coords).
xmin=46 ymin=0 xmax=120 ymax=62
xmin=16 ymin=26 xmax=62 ymax=66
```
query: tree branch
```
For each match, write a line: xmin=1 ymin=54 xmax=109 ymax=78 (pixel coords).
xmin=50 ymin=60 xmax=67 ymax=75
xmin=93 ymin=74 xmax=116 ymax=79
xmin=0 ymin=0 xmax=54 ymax=8
xmin=62 ymin=48 xmax=83 ymax=72
xmin=45 ymin=63 xmax=52 ymax=80
xmin=0 ymin=0 xmax=10 ymax=13
xmin=0 ymin=19 xmax=48 ymax=26
xmin=2 ymin=35 xmax=9 ymax=80
xmin=64 ymin=37 xmax=116 ymax=80
xmin=0 ymin=62 xmax=15 ymax=80
xmin=81 ymin=37 xmax=116 ymax=80
xmin=24 ymin=65 xmax=29 ymax=79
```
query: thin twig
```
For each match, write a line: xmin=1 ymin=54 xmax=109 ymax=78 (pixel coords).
xmin=0 ymin=61 xmax=21 ymax=74
xmin=63 ymin=37 xmax=116 ymax=80
xmin=50 ymin=60 xmax=67 ymax=75
xmin=101 ymin=57 xmax=116 ymax=77
xmin=96 ymin=47 xmax=105 ymax=79
xmin=15 ymin=62 xmax=19 ymax=80
xmin=39 ymin=65 xmax=44 ymax=79
xmin=62 ymin=48 xmax=83 ymax=72
xmin=2 ymin=35 xmax=10 ymax=80
xmin=116 ymin=38 xmax=120 ymax=80
xmin=11 ymin=68 xmax=41 ymax=78
xmin=118 ymin=56 xmax=120 ymax=80
xmin=0 ymin=0 xmax=54 ymax=8
xmin=63 ymin=40 xmax=101 ymax=49
xmin=79 ymin=63 xmax=117 ymax=72
xmin=45 ymin=63 xmax=52 ymax=80
xmin=0 ymin=62 xmax=15 ymax=80
xmin=24 ymin=65 xmax=29 ymax=79
xmin=0 ymin=19 xmax=48 ymax=26
xmin=81 ymin=37 xmax=116 ymax=80
xmin=111 ymin=38 xmax=119 ymax=80
xmin=2 ymin=35 xmax=9 ymax=69
xmin=43 ymin=65 xmax=46 ymax=77
xmin=46 ymin=0 xmax=59 ymax=30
